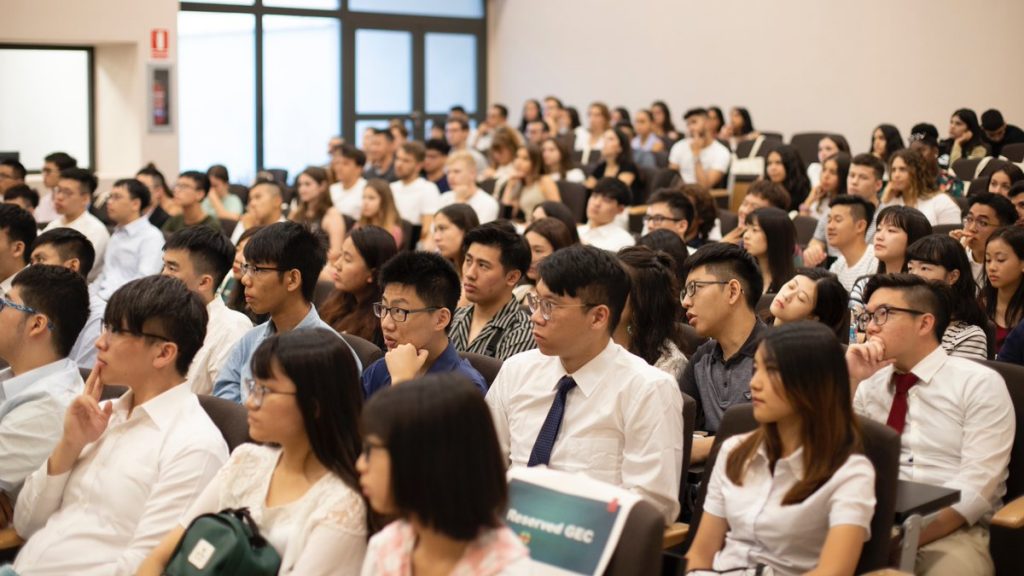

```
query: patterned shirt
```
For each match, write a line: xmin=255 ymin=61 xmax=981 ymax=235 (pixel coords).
xmin=449 ymin=297 xmax=536 ymax=361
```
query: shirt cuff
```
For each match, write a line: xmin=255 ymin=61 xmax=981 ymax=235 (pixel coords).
xmin=951 ymin=487 xmax=991 ymax=526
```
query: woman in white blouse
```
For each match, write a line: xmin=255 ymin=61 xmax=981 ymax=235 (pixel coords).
xmin=686 ymin=322 xmax=876 ymax=576
xmin=879 ymin=149 xmax=961 ymax=226
xmin=139 ymin=329 xmax=369 ymax=575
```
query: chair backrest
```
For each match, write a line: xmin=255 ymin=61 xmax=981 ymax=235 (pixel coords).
xmin=977 ymin=359 xmax=1024 ymax=501
xmin=718 ymin=209 xmax=739 ymax=235
xmin=312 ymin=280 xmax=334 ymax=309
xmin=399 ymin=219 xmax=415 ymax=251
xmin=219 ymin=218 xmax=237 ymax=239
xmin=1002 ymin=142 xmax=1024 ymax=163
xmin=756 ymin=292 xmax=776 ymax=322
xmin=734 ymin=139 xmax=756 ymax=159
xmin=674 ymin=323 xmax=708 ymax=357
xmin=653 ymin=151 xmax=669 ymax=169
xmin=198 ymin=395 xmax=251 ymax=452
xmin=459 ymin=351 xmax=501 ymax=388
xmin=951 ymin=157 xmax=985 ymax=181
xmin=760 ymin=132 xmax=783 ymax=143
xmin=340 ymin=333 xmax=384 ymax=369
xmin=979 ymin=158 xmax=1012 ymax=178
xmin=479 ymin=177 xmax=497 ymax=195
xmin=556 ymin=180 xmax=588 ymax=223
xmin=931 ymin=223 xmax=961 ymax=238
xmin=602 ymin=500 xmax=664 ymax=576
xmin=636 ymin=165 xmax=659 ymax=206
xmin=789 ymin=132 xmax=831 ymax=167
xmin=228 ymin=184 xmax=249 ymax=207
xmin=792 ymin=215 xmax=818 ymax=248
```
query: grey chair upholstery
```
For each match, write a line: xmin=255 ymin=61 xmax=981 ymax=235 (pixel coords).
xmin=789 ymin=132 xmax=831 ymax=167
xmin=219 ymin=218 xmax=237 ymax=239
xmin=602 ymin=500 xmax=665 ymax=576
xmin=931 ymin=223 xmax=961 ymax=238
xmin=793 ymin=215 xmax=818 ymax=248
xmin=951 ymin=158 xmax=985 ymax=181
xmin=1001 ymin=143 xmax=1024 ymax=163
xmin=556 ymin=180 xmax=588 ymax=223
xmin=674 ymin=323 xmax=708 ymax=358
xmin=198 ymin=395 xmax=251 ymax=452
xmin=459 ymin=351 xmax=501 ymax=388
xmin=340 ymin=333 xmax=384 ymax=369
xmin=718 ymin=210 xmax=739 ymax=235
xmin=312 ymin=280 xmax=334 ymax=309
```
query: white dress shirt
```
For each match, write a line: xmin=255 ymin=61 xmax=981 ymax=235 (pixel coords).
xmin=0 ymin=358 xmax=83 ymax=498
xmin=68 ymin=291 xmax=105 ymax=370
xmin=13 ymin=383 xmax=229 ymax=575
xmin=43 ymin=211 xmax=111 ymax=279
xmin=668 ymin=139 xmax=732 ymax=184
xmin=33 ymin=191 xmax=59 ymax=225
xmin=704 ymin=433 xmax=875 ymax=575
xmin=578 ymin=221 xmax=635 ymax=252
xmin=438 ymin=188 xmax=500 ymax=223
xmin=0 ymin=266 xmax=27 ymax=299
xmin=91 ymin=216 xmax=165 ymax=301
xmin=486 ymin=340 xmax=684 ymax=524
xmin=329 ymin=177 xmax=366 ymax=221
xmin=186 ymin=298 xmax=253 ymax=395
xmin=853 ymin=346 xmax=1014 ymax=525
xmin=390 ymin=177 xmax=441 ymax=224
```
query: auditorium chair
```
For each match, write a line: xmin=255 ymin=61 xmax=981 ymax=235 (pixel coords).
xmin=312 ymin=279 xmax=334 ymax=309
xmin=603 ymin=500 xmax=666 ymax=576
xmin=555 ymin=180 xmax=588 ymax=223
xmin=789 ymin=132 xmax=832 ymax=167
xmin=930 ymin=223 xmax=960 ymax=238
xmin=951 ymin=157 xmax=986 ymax=181
xmin=980 ymin=359 xmax=1024 ymax=575
xmin=219 ymin=217 xmax=237 ymax=238
xmin=198 ymin=395 xmax=252 ymax=452
xmin=458 ymin=352 xmax=501 ymax=389
xmin=756 ymin=292 xmax=776 ymax=322
xmin=1001 ymin=143 xmax=1024 ymax=163
xmin=792 ymin=215 xmax=818 ymax=248
xmin=718 ymin=209 xmax=739 ymax=235
xmin=479 ymin=177 xmax=497 ymax=196
xmin=673 ymin=323 xmax=708 ymax=358
xmin=399 ymin=219 xmax=415 ymax=251
xmin=339 ymin=333 xmax=384 ymax=368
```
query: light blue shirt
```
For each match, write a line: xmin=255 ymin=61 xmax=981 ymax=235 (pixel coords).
xmin=211 ymin=305 xmax=362 ymax=403
xmin=92 ymin=216 xmax=166 ymax=301
xmin=201 ymin=194 xmax=244 ymax=218
xmin=0 ymin=358 xmax=83 ymax=495
xmin=69 ymin=291 xmax=105 ymax=370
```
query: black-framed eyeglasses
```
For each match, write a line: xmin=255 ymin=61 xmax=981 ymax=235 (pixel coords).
xmin=854 ymin=305 xmax=926 ymax=332
xmin=100 ymin=322 xmax=171 ymax=342
xmin=1 ymin=299 xmax=54 ymax=331
xmin=372 ymin=302 xmax=439 ymax=323
xmin=962 ymin=215 xmax=993 ymax=230
xmin=244 ymin=379 xmax=296 ymax=409
xmin=642 ymin=214 xmax=682 ymax=225
xmin=240 ymin=263 xmax=286 ymax=277
xmin=361 ymin=439 xmax=386 ymax=461
xmin=680 ymin=280 xmax=730 ymax=302
xmin=525 ymin=292 xmax=593 ymax=321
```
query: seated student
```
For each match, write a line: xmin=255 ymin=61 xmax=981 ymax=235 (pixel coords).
xmin=804 ymin=153 xmax=886 ymax=267
xmin=801 ymin=152 xmax=850 ymax=220
xmin=437 ymin=150 xmax=499 ymax=224
xmin=498 ymin=144 xmax=560 ymax=222
xmin=880 ymin=149 xmax=961 ymax=226
xmin=681 ymin=183 xmax=721 ymax=246
xmin=1011 ymin=182 xmax=1024 ymax=224
xmin=680 ymin=242 xmax=766 ymax=463
xmin=214 ymin=222 xmax=360 ymax=403
xmin=907 ymin=235 xmax=989 ymax=359
xmin=92 ymin=178 xmax=165 ymax=302
xmin=0 ymin=266 xmax=88 ymax=516
xmin=668 ymin=108 xmax=731 ymax=189
xmin=848 ymin=205 xmax=933 ymax=308
xmin=202 ymin=164 xmax=244 ymax=221
xmin=390 ymin=142 xmax=441 ymax=247
xmin=980 ymin=226 xmax=1024 ymax=352
xmin=981 ymin=109 xmax=1024 ymax=158
xmin=36 ymin=152 xmax=77 ymax=225
xmin=3 ymin=185 xmax=39 ymax=216
xmin=578 ymin=177 xmax=635 ymax=252
xmin=450 ymin=223 xmax=535 ymax=361
xmin=806 ymin=134 xmax=851 ymax=189
xmin=221 ymin=225 xmax=267 ymax=323
xmin=0 ymin=159 xmax=26 ymax=197
xmin=848 ymin=274 xmax=1013 ymax=575
xmin=687 ymin=322 xmax=876 ymax=576
xmin=614 ymin=246 xmax=688 ymax=380
xmin=486 ymin=245 xmax=683 ymax=524
xmin=720 ymin=180 xmax=791 ymax=245
xmin=433 ymin=203 xmax=479 ymax=287
xmin=422 ymin=138 xmax=451 ymax=193
xmin=530 ymin=201 xmax=581 ymax=243
xmin=289 ymin=166 xmax=347 ymax=262
xmin=140 ymin=330 xmax=368 ymax=575
xmin=161 ymin=226 xmax=252 ymax=395
xmin=770 ymin=268 xmax=850 ymax=341
xmin=359 ymin=375 xmax=529 ymax=575
xmin=637 ymin=229 xmax=690 ymax=282
xmin=515 ymin=217 xmax=578 ymax=304
xmin=982 ymin=164 xmax=1024 ymax=198
xmin=12 ymin=275 xmax=229 ymax=575
xmin=362 ymin=251 xmax=486 ymax=397
xmin=29 ymin=229 xmax=101 ymax=369
xmin=827 ymin=195 xmax=878 ymax=293
xmin=364 ymin=128 xmax=397 ymax=182
xmin=584 ymin=128 xmax=639 ymax=196
xmin=643 ymin=188 xmax=696 ymax=252
xmin=764 ymin=145 xmax=811 ymax=210
xmin=320 ymin=225 xmax=398 ymax=349
xmin=136 ymin=163 xmax=177 ymax=230
xmin=328 ymin=143 xmax=368 ymax=221
xmin=231 ymin=180 xmax=286 ymax=244
xmin=743 ymin=206 xmax=797 ymax=294
xmin=161 ymin=171 xmax=222 ymax=235
xmin=43 ymin=168 xmax=109 ymax=276
xmin=949 ymin=193 xmax=1017 ymax=287
xmin=539 ymin=136 xmax=585 ymax=184
xmin=998 ymin=319 xmax=1024 ymax=364
xmin=943 ymin=108 xmax=989 ymax=164
xmin=358 ymin=179 xmax=404 ymax=248
xmin=0 ymin=205 xmax=34 ymax=299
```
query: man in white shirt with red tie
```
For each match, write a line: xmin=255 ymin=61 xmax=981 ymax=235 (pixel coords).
xmin=848 ymin=273 xmax=1013 ymax=576
xmin=485 ymin=245 xmax=683 ymax=525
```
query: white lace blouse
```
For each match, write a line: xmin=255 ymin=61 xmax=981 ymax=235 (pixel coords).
xmin=182 ymin=444 xmax=368 ymax=575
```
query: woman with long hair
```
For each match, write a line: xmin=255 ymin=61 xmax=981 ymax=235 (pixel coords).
xmin=514 ymin=216 xmax=578 ymax=304
xmin=946 ymin=108 xmax=989 ymax=164
xmin=486 ymin=126 xmax=523 ymax=185
xmin=807 ymin=134 xmax=851 ymax=189
xmin=870 ymin=124 xmax=904 ymax=167
xmin=290 ymin=166 xmax=347 ymax=262
xmin=585 ymin=127 xmax=638 ymax=196
xmin=801 ymin=152 xmax=850 ymax=219
xmin=907 ymin=234 xmax=990 ymax=359
xmin=530 ymin=201 xmax=581 ymax=243
xmin=139 ymin=329 xmax=368 ymax=575
xmin=686 ymin=322 xmax=875 ymax=575
xmin=680 ymin=183 xmax=721 ymax=246
xmin=517 ymin=99 xmax=542 ymax=135
xmin=223 ymin=225 xmax=268 ymax=324
xmin=721 ymin=107 xmax=757 ymax=144
xmin=358 ymin=179 xmax=403 ymax=247
xmin=981 ymin=226 xmax=1024 ymax=351
xmin=320 ymin=226 xmax=398 ymax=349
xmin=614 ymin=246 xmax=687 ymax=380
xmin=706 ymin=106 xmax=725 ymax=139
xmin=764 ymin=145 xmax=811 ymax=210
xmin=631 ymin=109 xmax=666 ymax=168
xmin=650 ymin=100 xmax=680 ymax=143
xmin=358 ymin=375 xmax=528 ymax=575
xmin=848 ymin=205 xmax=933 ymax=308
xmin=433 ymin=203 xmax=480 ymax=280
xmin=770 ymin=268 xmax=850 ymax=341
xmin=983 ymin=163 xmax=1024 ymax=197
xmin=880 ymin=149 xmax=961 ymax=225
xmin=743 ymin=206 xmax=797 ymax=294
xmin=499 ymin=144 xmax=560 ymax=221
xmin=539 ymin=137 xmax=585 ymax=183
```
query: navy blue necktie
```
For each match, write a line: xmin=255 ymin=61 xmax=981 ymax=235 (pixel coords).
xmin=528 ymin=376 xmax=576 ymax=467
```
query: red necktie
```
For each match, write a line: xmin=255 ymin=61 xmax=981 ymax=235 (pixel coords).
xmin=886 ymin=372 xmax=919 ymax=434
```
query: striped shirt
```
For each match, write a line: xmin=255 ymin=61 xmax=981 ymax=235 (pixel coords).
xmin=449 ymin=297 xmax=536 ymax=361
xmin=941 ymin=320 xmax=988 ymax=360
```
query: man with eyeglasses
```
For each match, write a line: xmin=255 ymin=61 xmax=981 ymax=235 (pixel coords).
xmin=361 ymin=251 xmax=486 ymax=398
xmin=948 ymin=192 xmax=1017 ymax=287
xmin=212 ymin=222 xmax=360 ymax=403
xmin=91 ymin=178 xmax=165 ymax=302
xmin=643 ymin=188 xmax=695 ymax=253
xmin=485 ymin=245 xmax=683 ymax=525
xmin=11 ymin=275 xmax=228 ymax=575
xmin=848 ymin=273 xmax=1012 ymax=575
xmin=679 ymin=242 xmax=766 ymax=464
xmin=34 ymin=152 xmax=77 ymax=225
xmin=0 ymin=265 xmax=88 ymax=526
xmin=160 ymin=171 xmax=222 ymax=235
xmin=0 ymin=204 xmax=35 ymax=300
xmin=42 ymin=167 xmax=109 ymax=280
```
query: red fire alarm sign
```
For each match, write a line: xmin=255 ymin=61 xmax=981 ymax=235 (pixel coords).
xmin=151 ymin=29 xmax=169 ymax=59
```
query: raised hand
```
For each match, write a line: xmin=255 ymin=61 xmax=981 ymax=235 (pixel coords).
xmin=62 ymin=367 xmax=113 ymax=452
xmin=845 ymin=336 xmax=893 ymax=384
xmin=385 ymin=343 xmax=429 ymax=385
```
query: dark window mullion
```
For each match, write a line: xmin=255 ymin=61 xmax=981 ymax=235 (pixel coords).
xmin=254 ymin=10 xmax=264 ymax=170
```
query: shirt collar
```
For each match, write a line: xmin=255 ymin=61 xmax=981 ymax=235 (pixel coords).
xmin=114 ymin=215 xmax=152 ymax=236
xmin=0 ymin=358 xmax=79 ymax=401
xmin=712 ymin=319 xmax=766 ymax=363
xmin=111 ymin=381 xmax=191 ymax=430
xmin=0 ymin=266 xmax=27 ymax=295
xmin=559 ymin=339 xmax=619 ymax=399
xmin=902 ymin=345 xmax=948 ymax=386
xmin=265 ymin=304 xmax=320 ymax=336
xmin=427 ymin=342 xmax=463 ymax=373
xmin=754 ymin=439 xmax=806 ymax=477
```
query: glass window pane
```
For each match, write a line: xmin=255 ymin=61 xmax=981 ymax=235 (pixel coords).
xmin=263 ymin=16 xmax=340 ymax=180
xmin=425 ymin=33 xmax=476 ymax=114
xmin=355 ymin=29 xmax=411 ymax=114
xmin=349 ymin=0 xmax=482 ymax=18
xmin=264 ymin=0 xmax=338 ymax=9
xmin=179 ymin=12 xmax=256 ymax=182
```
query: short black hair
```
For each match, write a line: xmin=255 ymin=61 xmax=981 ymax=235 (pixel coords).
xmin=373 ymin=127 xmax=395 ymax=143
xmin=681 ymin=242 xmax=763 ymax=310
xmin=379 ymin=251 xmax=461 ymax=325
xmin=206 ymin=164 xmax=229 ymax=183
xmin=449 ymin=105 xmax=467 ymax=114
xmin=424 ymin=138 xmax=451 ymax=156
xmin=746 ymin=180 xmax=792 ymax=211
xmin=684 ymin=107 xmax=708 ymax=120
xmin=538 ymin=244 xmax=631 ymax=334
xmin=0 ymin=159 xmax=26 ymax=180
xmin=648 ymin=188 xmax=695 ymax=226
xmin=1011 ymin=181 xmax=1024 ymax=198
xmin=361 ymin=373 xmax=507 ymax=540
xmin=164 ymin=226 xmax=235 ymax=288
xmin=59 ymin=167 xmax=97 ymax=196
xmin=32 ymin=228 xmax=95 ymax=278
xmin=462 ymin=222 xmax=531 ymax=277
xmin=4 ymin=184 xmax=39 ymax=208
xmin=179 ymin=170 xmax=210 ymax=196
xmin=829 ymin=194 xmax=876 ymax=228
xmin=850 ymin=153 xmax=886 ymax=181
xmin=0 ymin=204 xmax=37 ymax=265
xmin=592 ymin=177 xmax=631 ymax=206
xmin=244 ymin=222 xmax=327 ymax=302
xmin=863 ymin=273 xmax=951 ymax=341
xmin=967 ymin=192 xmax=1017 ymax=227
xmin=104 ymin=275 xmax=208 ymax=375
xmin=113 ymin=178 xmax=151 ymax=211
xmin=338 ymin=143 xmax=367 ymax=167
xmin=491 ymin=103 xmax=509 ymax=118
xmin=11 ymin=265 xmax=89 ymax=357
xmin=44 ymin=152 xmax=77 ymax=171
xmin=445 ymin=117 xmax=470 ymax=131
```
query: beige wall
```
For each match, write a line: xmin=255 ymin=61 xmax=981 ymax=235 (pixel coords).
xmin=0 ymin=0 xmax=178 ymax=184
xmin=488 ymin=0 xmax=1024 ymax=150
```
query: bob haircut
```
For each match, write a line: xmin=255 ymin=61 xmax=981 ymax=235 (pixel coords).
xmin=906 ymin=234 xmax=988 ymax=329
xmin=361 ymin=373 xmax=507 ymax=540
xmin=873 ymin=206 xmax=933 ymax=273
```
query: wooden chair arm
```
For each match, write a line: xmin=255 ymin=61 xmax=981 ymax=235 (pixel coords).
xmin=992 ymin=494 xmax=1024 ymax=528
xmin=662 ymin=522 xmax=689 ymax=549
xmin=627 ymin=205 xmax=649 ymax=216
xmin=0 ymin=527 xmax=24 ymax=550
xmin=860 ymin=570 xmax=912 ymax=575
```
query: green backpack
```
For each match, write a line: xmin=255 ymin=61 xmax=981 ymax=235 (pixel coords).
xmin=164 ymin=508 xmax=282 ymax=576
